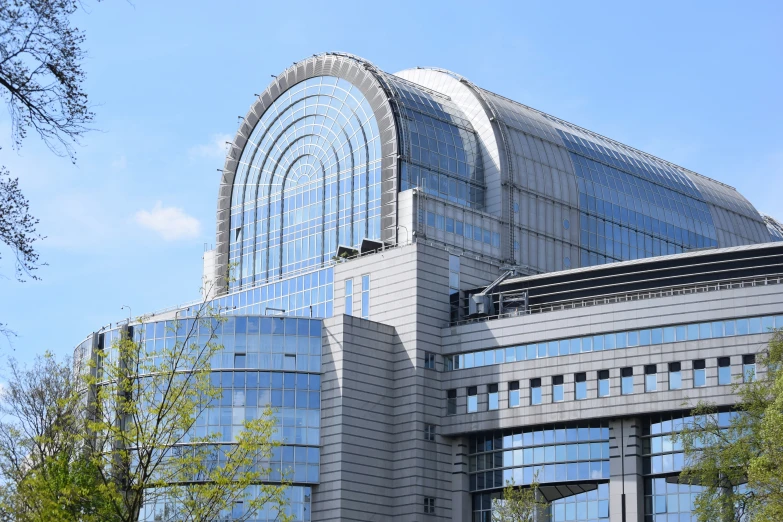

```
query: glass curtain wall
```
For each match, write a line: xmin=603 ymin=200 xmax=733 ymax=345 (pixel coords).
xmin=229 ymin=76 xmax=382 ymax=291
xmin=89 ymin=316 xmax=322 ymax=522
xmin=556 ymin=130 xmax=721 ymax=267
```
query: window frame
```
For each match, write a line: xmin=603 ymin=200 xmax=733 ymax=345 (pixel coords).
xmin=598 ymin=370 xmax=610 ymax=397
xmin=530 ymin=378 xmax=542 ymax=405
xmin=693 ymin=359 xmax=706 ymax=387
xmin=575 ymin=372 xmax=587 ymax=400
xmin=621 ymin=367 xmax=634 ymax=395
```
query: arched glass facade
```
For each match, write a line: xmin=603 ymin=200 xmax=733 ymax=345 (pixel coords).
xmin=557 ymin=130 xmax=721 ymax=267
xmin=229 ymin=76 xmax=382 ymax=291
xmin=79 ymin=316 xmax=321 ymax=522
xmin=394 ymin=79 xmax=485 ymax=209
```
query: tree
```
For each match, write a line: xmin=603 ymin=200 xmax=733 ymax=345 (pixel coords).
xmin=0 ymin=352 xmax=112 ymax=521
xmin=492 ymin=478 xmax=550 ymax=522
xmin=82 ymin=295 xmax=292 ymax=522
xmin=674 ymin=329 xmax=783 ymax=522
xmin=1 ymin=0 xmax=97 ymax=308
xmin=0 ymin=288 xmax=292 ymax=521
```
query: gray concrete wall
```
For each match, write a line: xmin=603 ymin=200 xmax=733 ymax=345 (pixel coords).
xmin=314 ymin=240 xmax=783 ymax=522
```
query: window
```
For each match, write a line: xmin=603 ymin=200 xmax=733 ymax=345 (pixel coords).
xmin=424 ymin=423 xmax=436 ymax=441
xmin=575 ymin=373 xmax=587 ymax=400
xmin=598 ymin=370 xmax=610 ymax=397
xmin=508 ymin=381 xmax=520 ymax=407
xmin=424 ymin=352 xmax=436 ymax=370
xmin=449 ymin=255 xmax=460 ymax=322
xmin=693 ymin=360 xmax=706 ymax=387
xmin=488 ymin=384 xmax=499 ymax=410
xmin=530 ymin=379 xmax=542 ymax=405
xmin=743 ymin=355 xmax=756 ymax=382
xmin=361 ymin=275 xmax=370 ymax=319
xmin=669 ymin=362 xmax=682 ymax=390
xmin=645 ymin=365 xmax=657 ymax=392
xmin=718 ymin=357 xmax=731 ymax=385
xmin=424 ymin=497 xmax=435 ymax=514
xmin=467 ymin=386 xmax=478 ymax=413
xmin=552 ymin=375 xmax=564 ymax=402
xmin=344 ymin=279 xmax=353 ymax=316
xmin=621 ymin=367 xmax=633 ymax=395
xmin=447 ymin=389 xmax=457 ymax=415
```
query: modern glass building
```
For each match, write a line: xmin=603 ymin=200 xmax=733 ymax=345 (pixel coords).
xmin=74 ymin=53 xmax=783 ymax=521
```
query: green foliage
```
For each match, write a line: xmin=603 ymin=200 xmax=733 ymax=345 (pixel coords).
xmin=492 ymin=478 xmax=549 ymax=522
xmin=82 ymin=300 xmax=292 ymax=522
xmin=0 ymin=290 xmax=292 ymax=521
xmin=0 ymin=352 xmax=113 ymax=522
xmin=674 ymin=329 xmax=783 ymax=522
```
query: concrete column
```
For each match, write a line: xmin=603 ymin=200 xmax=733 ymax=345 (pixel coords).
xmin=451 ymin=437 xmax=471 ymax=522
xmin=609 ymin=417 xmax=644 ymax=522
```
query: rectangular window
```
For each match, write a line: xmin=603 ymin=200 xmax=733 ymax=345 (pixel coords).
xmin=488 ymin=384 xmax=499 ymax=410
xmin=621 ymin=367 xmax=633 ymax=395
xmin=552 ymin=375 xmax=564 ymax=402
xmin=598 ymin=370 xmax=610 ymax=397
xmin=344 ymin=279 xmax=353 ymax=316
xmin=669 ymin=362 xmax=682 ymax=390
xmin=447 ymin=389 xmax=457 ymax=415
xmin=424 ymin=352 xmax=436 ymax=370
xmin=693 ymin=359 xmax=706 ymax=387
xmin=424 ymin=423 xmax=436 ymax=441
xmin=743 ymin=354 xmax=756 ymax=383
xmin=645 ymin=365 xmax=657 ymax=392
xmin=530 ymin=378 xmax=542 ymax=405
xmin=718 ymin=357 xmax=731 ymax=385
xmin=508 ymin=381 xmax=520 ymax=407
xmin=575 ymin=373 xmax=587 ymax=400
xmin=467 ymin=386 xmax=478 ymax=413
xmin=361 ymin=275 xmax=370 ymax=319
xmin=449 ymin=255 xmax=460 ymax=322
xmin=424 ymin=497 xmax=435 ymax=514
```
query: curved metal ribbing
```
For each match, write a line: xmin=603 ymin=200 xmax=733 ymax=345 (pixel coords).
xmin=216 ymin=53 xmax=400 ymax=294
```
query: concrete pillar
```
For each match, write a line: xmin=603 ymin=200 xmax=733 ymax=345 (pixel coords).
xmin=609 ymin=417 xmax=644 ymax=522
xmin=451 ymin=437 xmax=472 ymax=522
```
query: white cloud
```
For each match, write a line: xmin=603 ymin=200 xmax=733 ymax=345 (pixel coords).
xmin=111 ymin=155 xmax=127 ymax=170
xmin=134 ymin=202 xmax=201 ymax=241
xmin=188 ymin=133 xmax=233 ymax=160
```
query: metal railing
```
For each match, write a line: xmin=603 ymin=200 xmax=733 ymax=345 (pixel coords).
xmin=451 ymin=272 xmax=783 ymax=327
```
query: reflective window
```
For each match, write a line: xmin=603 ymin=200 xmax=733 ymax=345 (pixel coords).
xmin=743 ymin=354 xmax=756 ymax=383
xmin=552 ymin=376 xmax=564 ymax=402
xmin=575 ymin=373 xmax=587 ymax=400
xmin=621 ymin=367 xmax=634 ymax=395
xmin=718 ymin=357 xmax=731 ymax=385
xmin=645 ymin=365 xmax=657 ymax=392
xmin=468 ymin=386 xmax=478 ymax=413
xmin=488 ymin=384 xmax=499 ymax=411
xmin=467 ymin=422 xmax=610 ymax=493
xmin=445 ymin=314 xmax=782 ymax=372
xmin=530 ymin=379 xmax=542 ymax=405
xmin=398 ymin=78 xmax=485 ymax=209
xmin=229 ymin=77 xmax=382 ymax=290
xmin=361 ymin=275 xmax=370 ymax=320
xmin=668 ymin=362 xmax=681 ymax=390
xmin=345 ymin=279 xmax=353 ymax=316
xmin=559 ymin=130 xmax=720 ymax=269
xmin=449 ymin=255 xmax=460 ymax=322
xmin=693 ymin=359 xmax=706 ymax=387
xmin=598 ymin=371 xmax=610 ymax=397
xmin=508 ymin=381 xmax=520 ymax=407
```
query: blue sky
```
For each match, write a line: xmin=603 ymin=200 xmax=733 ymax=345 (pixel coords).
xmin=0 ymin=0 xmax=781 ymax=362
